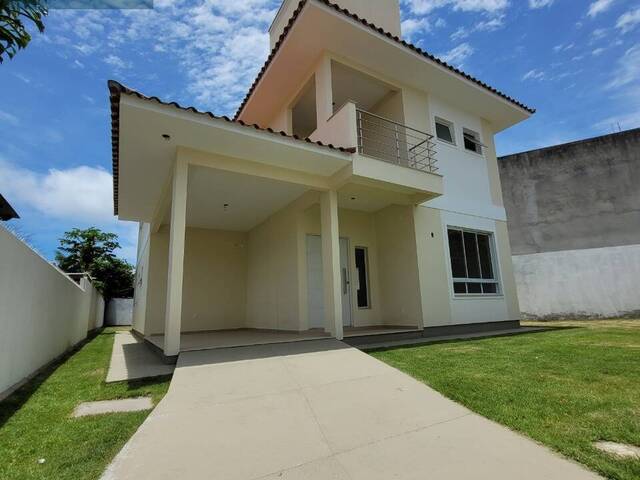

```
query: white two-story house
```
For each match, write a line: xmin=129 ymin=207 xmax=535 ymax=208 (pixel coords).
xmin=111 ymin=0 xmax=534 ymax=360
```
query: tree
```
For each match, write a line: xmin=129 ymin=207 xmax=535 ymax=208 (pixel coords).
xmin=55 ymin=227 xmax=134 ymax=299
xmin=0 ymin=0 xmax=47 ymax=63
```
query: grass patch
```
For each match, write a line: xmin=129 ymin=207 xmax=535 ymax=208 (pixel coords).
xmin=0 ymin=328 xmax=171 ymax=480
xmin=371 ymin=320 xmax=640 ymax=480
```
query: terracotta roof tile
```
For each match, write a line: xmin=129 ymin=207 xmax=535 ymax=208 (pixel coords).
xmin=234 ymin=0 xmax=535 ymax=120
xmin=108 ymin=80 xmax=355 ymax=215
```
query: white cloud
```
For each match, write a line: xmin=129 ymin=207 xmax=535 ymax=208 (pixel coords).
xmin=529 ymin=0 xmax=554 ymax=9
xmin=439 ymin=43 xmax=475 ymax=67
xmin=402 ymin=0 xmax=508 ymax=15
xmin=45 ymin=0 xmax=278 ymax=115
xmin=587 ymin=0 xmax=615 ymax=18
xmin=451 ymin=27 xmax=468 ymax=41
xmin=0 ymin=110 xmax=19 ymax=126
xmin=0 ymin=160 xmax=139 ymax=261
xmin=449 ymin=14 xmax=504 ymax=40
xmin=616 ymin=8 xmax=640 ymax=34
xmin=104 ymin=54 xmax=131 ymax=70
xmin=402 ymin=18 xmax=431 ymax=40
xmin=11 ymin=72 xmax=31 ymax=84
xmin=592 ymin=47 xmax=605 ymax=55
xmin=606 ymin=44 xmax=640 ymax=89
xmin=474 ymin=15 xmax=505 ymax=32
xmin=553 ymin=43 xmax=575 ymax=53
xmin=593 ymin=110 xmax=640 ymax=132
xmin=522 ymin=69 xmax=545 ymax=81
xmin=0 ymin=161 xmax=115 ymax=223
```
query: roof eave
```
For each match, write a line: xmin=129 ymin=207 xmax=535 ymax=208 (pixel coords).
xmin=234 ymin=0 xmax=535 ymax=122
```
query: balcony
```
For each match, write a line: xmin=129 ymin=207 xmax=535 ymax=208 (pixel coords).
xmin=308 ymin=100 xmax=443 ymax=201
xmin=356 ymin=109 xmax=438 ymax=174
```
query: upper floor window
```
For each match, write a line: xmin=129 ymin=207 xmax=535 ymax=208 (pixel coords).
xmin=435 ymin=117 xmax=455 ymax=144
xmin=463 ymin=128 xmax=483 ymax=154
xmin=447 ymin=227 xmax=499 ymax=295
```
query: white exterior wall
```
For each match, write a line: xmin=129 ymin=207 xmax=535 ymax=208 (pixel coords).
xmin=410 ymin=93 xmax=520 ymax=326
xmin=0 ymin=226 xmax=104 ymax=396
xmin=143 ymin=226 xmax=248 ymax=335
xmin=424 ymin=95 xmax=506 ymax=221
xmin=132 ymin=222 xmax=151 ymax=334
xmin=514 ymin=244 xmax=640 ymax=319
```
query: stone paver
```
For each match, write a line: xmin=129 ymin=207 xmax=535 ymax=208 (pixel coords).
xmin=73 ymin=397 xmax=153 ymax=417
xmin=594 ymin=441 xmax=640 ymax=459
xmin=101 ymin=339 xmax=602 ymax=480
xmin=106 ymin=332 xmax=174 ymax=383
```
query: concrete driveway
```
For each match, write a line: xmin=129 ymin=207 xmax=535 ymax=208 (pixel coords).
xmin=101 ymin=339 xmax=600 ymax=480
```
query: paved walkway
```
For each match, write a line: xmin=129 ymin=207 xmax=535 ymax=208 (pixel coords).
xmin=101 ymin=339 xmax=601 ymax=480
xmin=106 ymin=332 xmax=174 ymax=383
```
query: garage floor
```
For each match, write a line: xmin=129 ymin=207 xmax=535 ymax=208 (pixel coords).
xmin=101 ymin=339 xmax=601 ymax=480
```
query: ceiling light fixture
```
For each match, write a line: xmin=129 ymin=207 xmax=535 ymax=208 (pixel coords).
xmin=161 ymin=134 xmax=171 ymax=141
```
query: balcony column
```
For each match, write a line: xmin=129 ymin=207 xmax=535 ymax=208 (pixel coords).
xmin=163 ymin=157 xmax=188 ymax=357
xmin=315 ymin=55 xmax=333 ymax=126
xmin=320 ymin=189 xmax=343 ymax=339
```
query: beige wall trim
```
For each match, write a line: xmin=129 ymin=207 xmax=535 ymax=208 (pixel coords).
xmin=150 ymin=173 xmax=172 ymax=233
xmin=179 ymin=146 xmax=332 ymax=191
xmin=481 ymin=120 xmax=504 ymax=208
xmin=494 ymin=220 xmax=521 ymax=320
xmin=315 ymin=54 xmax=334 ymax=127
xmin=163 ymin=157 xmax=188 ymax=356
xmin=320 ymin=190 xmax=343 ymax=338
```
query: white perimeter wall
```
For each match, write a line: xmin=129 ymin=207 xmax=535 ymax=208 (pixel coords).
xmin=513 ymin=244 xmax=640 ymax=318
xmin=0 ymin=226 xmax=104 ymax=396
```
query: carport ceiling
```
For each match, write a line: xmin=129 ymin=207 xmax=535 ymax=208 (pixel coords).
xmin=184 ymin=166 xmax=308 ymax=231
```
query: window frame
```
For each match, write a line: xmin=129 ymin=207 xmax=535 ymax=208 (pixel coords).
xmin=446 ymin=227 xmax=501 ymax=297
xmin=354 ymin=246 xmax=371 ymax=309
xmin=462 ymin=128 xmax=484 ymax=155
xmin=434 ymin=117 xmax=456 ymax=145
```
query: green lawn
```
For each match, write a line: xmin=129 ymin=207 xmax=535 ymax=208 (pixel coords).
xmin=0 ymin=328 xmax=171 ymax=480
xmin=371 ymin=320 xmax=640 ymax=480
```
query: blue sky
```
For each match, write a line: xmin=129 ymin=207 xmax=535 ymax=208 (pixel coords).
xmin=0 ymin=0 xmax=639 ymax=263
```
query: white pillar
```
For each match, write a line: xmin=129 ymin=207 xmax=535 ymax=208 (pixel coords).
xmin=315 ymin=55 xmax=333 ymax=127
xmin=320 ymin=190 xmax=343 ymax=339
xmin=163 ymin=158 xmax=188 ymax=357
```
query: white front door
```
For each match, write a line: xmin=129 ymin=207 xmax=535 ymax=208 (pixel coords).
xmin=306 ymin=235 xmax=352 ymax=329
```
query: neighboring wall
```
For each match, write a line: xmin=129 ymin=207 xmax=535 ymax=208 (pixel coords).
xmin=0 ymin=226 xmax=104 ymax=397
xmin=105 ymin=298 xmax=133 ymax=326
xmin=499 ymin=128 xmax=640 ymax=318
xmin=500 ymin=129 xmax=640 ymax=255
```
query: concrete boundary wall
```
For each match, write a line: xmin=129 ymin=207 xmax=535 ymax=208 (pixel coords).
xmin=0 ymin=226 xmax=104 ymax=397
xmin=513 ymin=244 xmax=640 ymax=319
xmin=105 ymin=298 xmax=133 ymax=326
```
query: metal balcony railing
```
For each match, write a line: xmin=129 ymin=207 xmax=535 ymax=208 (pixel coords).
xmin=356 ymin=109 xmax=438 ymax=173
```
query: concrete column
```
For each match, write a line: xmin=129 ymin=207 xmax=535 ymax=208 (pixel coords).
xmin=163 ymin=158 xmax=188 ymax=357
xmin=315 ymin=55 xmax=333 ymax=127
xmin=320 ymin=190 xmax=343 ymax=339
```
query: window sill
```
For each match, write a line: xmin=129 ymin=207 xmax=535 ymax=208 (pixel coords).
xmin=463 ymin=148 xmax=484 ymax=158
xmin=453 ymin=294 xmax=504 ymax=300
xmin=436 ymin=138 xmax=457 ymax=148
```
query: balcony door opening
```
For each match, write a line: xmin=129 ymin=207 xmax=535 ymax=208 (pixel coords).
xmin=291 ymin=76 xmax=317 ymax=139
